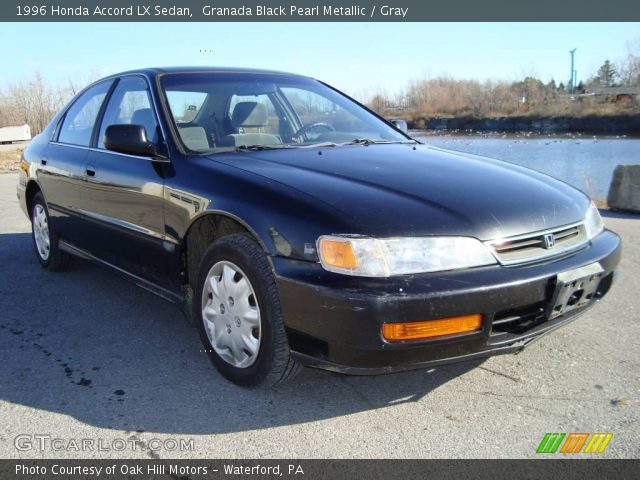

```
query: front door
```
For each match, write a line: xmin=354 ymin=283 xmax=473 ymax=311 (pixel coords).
xmin=80 ymin=76 xmax=173 ymax=288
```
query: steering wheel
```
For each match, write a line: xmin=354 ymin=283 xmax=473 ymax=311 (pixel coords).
xmin=291 ymin=122 xmax=335 ymax=140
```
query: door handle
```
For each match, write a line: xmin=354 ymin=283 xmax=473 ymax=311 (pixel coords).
xmin=41 ymin=157 xmax=48 ymax=166
xmin=85 ymin=165 xmax=96 ymax=177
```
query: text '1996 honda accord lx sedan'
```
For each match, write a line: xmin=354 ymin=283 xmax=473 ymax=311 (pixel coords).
xmin=17 ymin=67 xmax=621 ymax=387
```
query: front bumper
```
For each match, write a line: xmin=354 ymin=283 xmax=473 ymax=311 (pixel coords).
xmin=273 ymin=229 xmax=621 ymax=374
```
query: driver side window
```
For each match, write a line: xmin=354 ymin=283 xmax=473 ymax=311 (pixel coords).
xmin=97 ymin=76 xmax=158 ymax=149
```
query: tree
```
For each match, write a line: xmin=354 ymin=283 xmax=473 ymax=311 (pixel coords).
xmin=619 ymin=39 xmax=640 ymax=86
xmin=595 ymin=60 xmax=619 ymax=87
xmin=368 ymin=94 xmax=389 ymax=114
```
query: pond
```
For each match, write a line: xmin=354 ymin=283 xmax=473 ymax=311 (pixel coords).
xmin=413 ymin=132 xmax=640 ymax=200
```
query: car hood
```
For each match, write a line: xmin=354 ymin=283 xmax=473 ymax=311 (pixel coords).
xmin=206 ymin=144 xmax=589 ymax=241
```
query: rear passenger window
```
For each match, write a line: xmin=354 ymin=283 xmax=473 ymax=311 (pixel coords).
xmin=57 ymin=81 xmax=111 ymax=146
xmin=97 ymin=76 xmax=158 ymax=149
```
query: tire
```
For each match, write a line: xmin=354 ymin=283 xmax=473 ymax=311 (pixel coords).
xmin=31 ymin=191 xmax=69 ymax=271
xmin=195 ymin=234 xmax=301 ymax=387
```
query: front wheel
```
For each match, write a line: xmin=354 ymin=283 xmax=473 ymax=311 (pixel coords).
xmin=195 ymin=234 xmax=301 ymax=387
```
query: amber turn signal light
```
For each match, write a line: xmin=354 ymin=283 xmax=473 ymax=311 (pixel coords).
xmin=382 ymin=314 xmax=482 ymax=342
xmin=318 ymin=238 xmax=358 ymax=270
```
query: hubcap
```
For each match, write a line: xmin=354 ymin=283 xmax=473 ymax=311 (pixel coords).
xmin=32 ymin=204 xmax=50 ymax=261
xmin=201 ymin=261 xmax=261 ymax=368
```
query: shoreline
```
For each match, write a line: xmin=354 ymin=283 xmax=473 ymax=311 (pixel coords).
xmin=407 ymin=114 xmax=640 ymax=136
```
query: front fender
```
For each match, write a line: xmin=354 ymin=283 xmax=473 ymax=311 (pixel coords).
xmin=165 ymin=157 xmax=357 ymax=261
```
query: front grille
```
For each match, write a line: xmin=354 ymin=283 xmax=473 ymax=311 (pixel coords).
xmin=486 ymin=222 xmax=587 ymax=265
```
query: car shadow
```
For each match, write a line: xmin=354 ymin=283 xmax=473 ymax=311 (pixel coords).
xmin=0 ymin=232 xmax=482 ymax=435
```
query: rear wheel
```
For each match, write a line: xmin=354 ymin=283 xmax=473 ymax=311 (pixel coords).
xmin=31 ymin=192 xmax=69 ymax=271
xmin=195 ymin=234 xmax=301 ymax=387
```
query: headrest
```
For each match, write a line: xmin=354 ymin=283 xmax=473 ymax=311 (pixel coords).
xmin=131 ymin=108 xmax=156 ymax=139
xmin=131 ymin=108 xmax=154 ymax=126
xmin=231 ymin=102 xmax=267 ymax=128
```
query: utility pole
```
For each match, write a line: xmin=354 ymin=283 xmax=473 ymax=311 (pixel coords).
xmin=569 ymin=48 xmax=577 ymax=94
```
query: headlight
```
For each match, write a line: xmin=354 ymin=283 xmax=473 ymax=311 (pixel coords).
xmin=584 ymin=202 xmax=604 ymax=240
xmin=317 ymin=235 xmax=497 ymax=277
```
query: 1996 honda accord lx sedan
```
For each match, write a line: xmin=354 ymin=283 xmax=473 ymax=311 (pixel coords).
xmin=17 ymin=67 xmax=621 ymax=387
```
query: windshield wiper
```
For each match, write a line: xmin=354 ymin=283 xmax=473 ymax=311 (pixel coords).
xmin=340 ymin=138 xmax=418 ymax=146
xmin=295 ymin=139 xmax=418 ymax=149
xmin=234 ymin=144 xmax=291 ymax=152
xmin=297 ymin=141 xmax=339 ymax=148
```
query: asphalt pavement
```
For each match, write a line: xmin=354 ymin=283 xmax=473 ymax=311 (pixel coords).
xmin=0 ymin=172 xmax=638 ymax=459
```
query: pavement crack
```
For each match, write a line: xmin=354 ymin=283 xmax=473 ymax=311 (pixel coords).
xmin=479 ymin=366 xmax=522 ymax=383
xmin=464 ymin=390 xmax=601 ymax=402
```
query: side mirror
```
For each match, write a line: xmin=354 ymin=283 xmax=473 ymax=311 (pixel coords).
xmin=104 ymin=124 xmax=158 ymax=157
xmin=391 ymin=119 xmax=408 ymax=133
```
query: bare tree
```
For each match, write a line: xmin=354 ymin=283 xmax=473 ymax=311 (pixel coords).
xmin=619 ymin=39 xmax=640 ymax=86
xmin=0 ymin=71 xmax=96 ymax=134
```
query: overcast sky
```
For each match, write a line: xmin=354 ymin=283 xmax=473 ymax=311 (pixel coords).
xmin=1 ymin=22 xmax=638 ymax=98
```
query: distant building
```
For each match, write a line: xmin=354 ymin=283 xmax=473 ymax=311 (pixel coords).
xmin=587 ymin=87 xmax=640 ymax=104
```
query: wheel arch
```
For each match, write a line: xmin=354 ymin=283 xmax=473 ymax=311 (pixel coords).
xmin=180 ymin=211 xmax=270 ymax=288
xmin=25 ymin=180 xmax=43 ymax=216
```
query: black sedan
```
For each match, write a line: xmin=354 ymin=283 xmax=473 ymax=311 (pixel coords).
xmin=17 ymin=67 xmax=621 ymax=387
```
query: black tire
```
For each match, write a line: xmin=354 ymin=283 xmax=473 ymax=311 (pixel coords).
xmin=30 ymin=192 xmax=69 ymax=271
xmin=195 ymin=234 xmax=301 ymax=387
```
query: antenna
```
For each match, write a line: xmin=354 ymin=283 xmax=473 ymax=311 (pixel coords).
xmin=569 ymin=48 xmax=577 ymax=94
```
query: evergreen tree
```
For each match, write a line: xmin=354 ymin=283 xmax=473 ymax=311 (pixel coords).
xmin=595 ymin=60 xmax=618 ymax=87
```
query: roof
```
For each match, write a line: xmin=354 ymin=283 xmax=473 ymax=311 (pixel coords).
xmin=108 ymin=66 xmax=309 ymax=79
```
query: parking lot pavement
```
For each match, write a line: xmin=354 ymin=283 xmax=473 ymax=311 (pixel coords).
xmin=0 ymin=172 xmax=638 ymax=459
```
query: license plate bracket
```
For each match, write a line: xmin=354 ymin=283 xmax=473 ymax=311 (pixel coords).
xmin=548 ymin=262 xmax=604 ymax=319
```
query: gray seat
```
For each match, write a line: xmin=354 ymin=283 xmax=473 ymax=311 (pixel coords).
xmin=221 ymin=102 xmax=281 ymax=147
xmin=178 ymin=126 xmax=210 ymax=152
xmin=131 ymin=108 xmax=158 ymax=143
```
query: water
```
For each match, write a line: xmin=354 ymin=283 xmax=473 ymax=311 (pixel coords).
xmin=412 ymin=132 xmax=640 ymax=200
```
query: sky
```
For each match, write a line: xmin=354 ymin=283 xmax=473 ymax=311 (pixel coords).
xmin=1 ymin=22 xmax=638 ymax=99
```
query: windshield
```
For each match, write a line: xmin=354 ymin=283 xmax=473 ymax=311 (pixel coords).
xmin=160 ymin=72 xmax=411 ymax=153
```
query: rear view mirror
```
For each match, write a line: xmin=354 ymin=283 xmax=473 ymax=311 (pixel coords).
xmin=234 ymin=82 xmax=277 ymax=96
xmin=104 ymin=124 xmax=158 ymax=157
xmin=391 ymin=119 xmax=408 ymax=133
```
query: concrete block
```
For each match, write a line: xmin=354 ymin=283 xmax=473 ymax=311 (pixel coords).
xmin=608 ymin=164 xmax=640 ymax=213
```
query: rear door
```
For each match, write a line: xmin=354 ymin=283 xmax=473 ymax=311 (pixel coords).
xmin=80 ymin=75 xmax=172 ymax=287
xmin=39 ymin=80 xmax=112 ymax=242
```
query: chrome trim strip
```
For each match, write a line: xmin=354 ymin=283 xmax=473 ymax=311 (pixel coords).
xmin=488 ymin=221 xmax=583 ymax=244
xmin=75 ymin=208 xmax=167 ymax=241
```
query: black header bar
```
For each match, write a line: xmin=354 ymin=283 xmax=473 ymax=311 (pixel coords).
xmin=2 ymin=459 xmax=640 ymax=480
xmin=1 ymin=0 xmax=640 ymax=22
